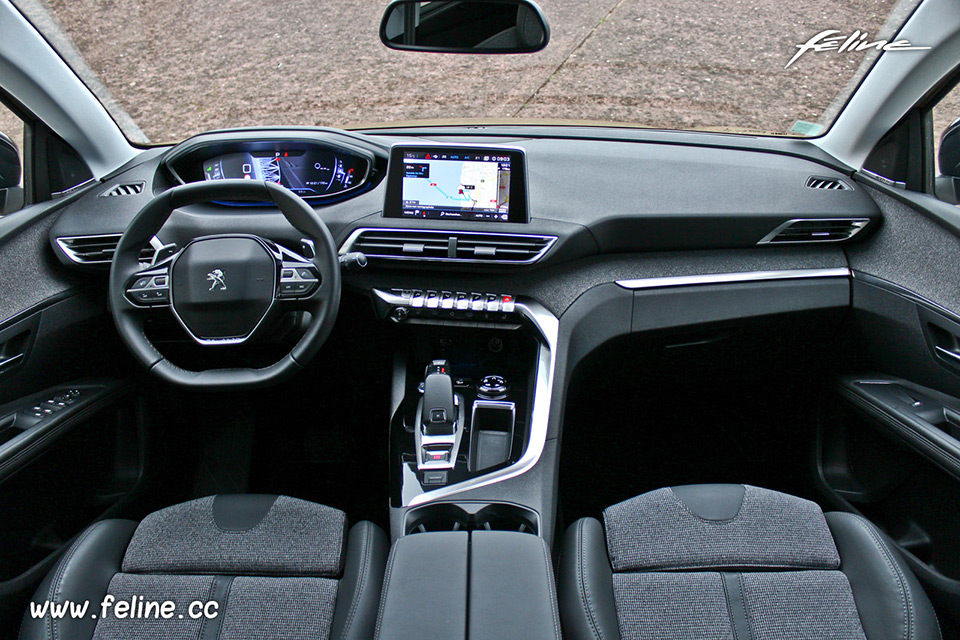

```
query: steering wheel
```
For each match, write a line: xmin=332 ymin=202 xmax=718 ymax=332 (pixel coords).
xmin=109 ymin=179 xmax=341 ymax=389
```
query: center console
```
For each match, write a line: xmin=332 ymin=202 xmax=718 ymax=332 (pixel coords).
xmin=376 ymin=530 xmax=561 ymax=640
xmin=367 ymin=286 xmax=562 ymax=638
xmin=365 ymin=144 xmax=562 ymax=637
xmin=372 ymin=289 xmax=557 ymax=514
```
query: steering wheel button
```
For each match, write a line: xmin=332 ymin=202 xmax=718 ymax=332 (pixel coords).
xmin=296 ymin=268 xmax=314 ymax=280
xmin=132 ymin=277 xmax=151 ymax=289
xmin=153 ymin=276 xmax=168 ymax=287
xmin=281 ymin=269 xmax=295 ymax=279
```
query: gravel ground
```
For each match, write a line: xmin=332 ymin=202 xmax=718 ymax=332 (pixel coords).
xmin=29 ymin=0 xmax=921 ymax=140
xmin=3 ymin=0 xmax=959 ymax=163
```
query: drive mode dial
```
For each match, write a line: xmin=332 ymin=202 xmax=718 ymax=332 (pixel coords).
xmin=478 ymin=375 xmax=509 ymax=399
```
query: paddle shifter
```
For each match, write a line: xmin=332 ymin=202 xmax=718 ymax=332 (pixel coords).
xmin=416 ymin=359 xmax=465 ymax=473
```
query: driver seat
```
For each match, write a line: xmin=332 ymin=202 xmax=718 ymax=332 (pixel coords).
xmin=19 ymin=494 xmax=388 ymax=640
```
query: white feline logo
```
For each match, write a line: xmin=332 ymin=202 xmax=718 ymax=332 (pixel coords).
xmin=207 ymin=269 xmax=227 ymax=291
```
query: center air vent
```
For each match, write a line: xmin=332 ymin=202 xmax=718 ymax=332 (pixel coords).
xmin=758 ymin=218 xmax=870 ymax=244
xmin=99 ymin=182 xmax=145 ymax=197
xmin=342 ymin=229 xmax=556 ymax=264
xmin=805 ymin=176 xmax=850 ymax=190
xmin=56 ymin=234 xmax=157 ymax=266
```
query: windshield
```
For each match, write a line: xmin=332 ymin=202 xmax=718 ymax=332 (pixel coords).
xmin=16 ymin=0 xmax=923 ymax=144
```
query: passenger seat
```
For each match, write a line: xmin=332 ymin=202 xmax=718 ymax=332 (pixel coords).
xmin=558 ymin=484 xmax=941 ymax=640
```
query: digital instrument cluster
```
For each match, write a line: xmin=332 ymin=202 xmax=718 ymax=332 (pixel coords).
xmin=201 ymin=147 xmax=367 ymax=199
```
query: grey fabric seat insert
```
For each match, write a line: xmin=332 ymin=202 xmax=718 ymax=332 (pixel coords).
xmin=602 ymin=484 xmax=866 ymax=640
xmin=122 ymin=495 xmax=347 ymax=577
xmin=603 ymin=484 xmax=840 ymax=572
xmin=97 ymin=496 xmax=345 ymax=640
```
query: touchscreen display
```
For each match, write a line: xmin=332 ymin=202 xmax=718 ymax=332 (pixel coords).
xmin=384 ymin=147 xmax=528 ymax=222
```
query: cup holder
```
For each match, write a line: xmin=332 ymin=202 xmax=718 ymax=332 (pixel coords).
xmin=404 ymin=501 xmax=540 ymax=536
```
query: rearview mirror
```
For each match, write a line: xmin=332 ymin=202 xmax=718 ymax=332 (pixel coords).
xmin=0 ymin=132 xmax=23 ymax=214
xmin=937 ymin=119 xmax=960 ymax=204
xmin=380 ymin=0 xmax=550 ymax=54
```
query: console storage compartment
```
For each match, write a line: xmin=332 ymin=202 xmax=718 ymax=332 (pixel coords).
xmin=376 ymin=530 xmax=561 ymax=640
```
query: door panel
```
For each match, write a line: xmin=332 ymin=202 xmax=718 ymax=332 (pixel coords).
xmin=0 ymin=201 xmax=143 ymax=634
xmin=819 ymin=175 xmax=960 ymax=634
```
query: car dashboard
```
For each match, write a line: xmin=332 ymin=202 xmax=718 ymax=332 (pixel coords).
xmin=48 ymin=125 xmax=879 ymax=280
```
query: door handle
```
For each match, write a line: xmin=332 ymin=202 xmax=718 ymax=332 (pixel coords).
xmin=0 ymin=330 xmax=30 ymax=377
xmin=0 ymin=352 xmax=24 ymax=373
xmin=934 ymin=345 xmax=960 ymax=366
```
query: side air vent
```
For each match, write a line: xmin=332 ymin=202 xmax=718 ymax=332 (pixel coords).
xmin=99 ymin=182 xmax=145 ymax=197
xmin=805 ymin=176 xmax=850 ymax=191
xmin=758 ymin=218 xmax=870 ymax=244
xmin=342 ymin=229 xmax=557 ymax=264
xmin=56 ymin=234 xmax=157 ymax=266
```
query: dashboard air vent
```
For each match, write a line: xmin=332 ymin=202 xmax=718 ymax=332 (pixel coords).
xmin=99 ymin=182 xmax=145 ymax=197
xmin=759 ymin=218 xmax=870 ymax=244
xmin=805 ymin=176 xmax=850 ymax=191
xmin=343 ymin=229 xmax=556 ymax=264
xmin=56 ymin=234 xmax=157 ymax=266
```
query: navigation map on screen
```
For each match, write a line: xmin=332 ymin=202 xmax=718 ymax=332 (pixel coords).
xmin=400 ymin=151 xmax=511 ymax=221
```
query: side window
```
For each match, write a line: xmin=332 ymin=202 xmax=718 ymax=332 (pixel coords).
xmin=933 ymin=83 xmax=960 ymax=204
xmin=0 ymin=103 xmax=25 ymax=215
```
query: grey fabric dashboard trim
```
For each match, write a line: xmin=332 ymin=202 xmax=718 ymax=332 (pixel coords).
xmin=603 ymin=485 xmax=839 ymax=572
xmin=0 ymin=211 xmax=82 ymax=326
xmin=122 ymin=496 xmax=346 ymax=577
xmin=847 ymin=187 xmax=960 ymax=317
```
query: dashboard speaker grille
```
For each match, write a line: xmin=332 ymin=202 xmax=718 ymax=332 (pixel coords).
xmin=56 ymin=234 xmax=156 ymax=266
xmin=758 ymin=218 xmax=870 ymax=244
xmin=343 ymin=229 xmax=556 ymax=264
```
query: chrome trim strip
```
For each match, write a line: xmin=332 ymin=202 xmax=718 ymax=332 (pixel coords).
xmin=56 ymin=233 xmax=161 ymax=265
xmin=757 ymin=218 xmax=871 ymax=245
xmin=338 ymin=227 xmax=557 ymax=265
xmin=408 ymin=298 xmax=558 ymax=507
xmin=615 ymin=267 xmax=851 ymax=290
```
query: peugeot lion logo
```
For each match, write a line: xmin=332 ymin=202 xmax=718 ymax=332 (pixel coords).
xmin=206 ymin=269 xmax=227 ymax=291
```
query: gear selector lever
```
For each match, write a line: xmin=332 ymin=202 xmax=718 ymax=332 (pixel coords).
xmin=416 ymin=359 xmax=464 ymax=472
xmin=422 ymin=360 xmax=457 ymax=436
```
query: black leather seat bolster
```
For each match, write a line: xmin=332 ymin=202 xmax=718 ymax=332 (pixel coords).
xmin=825 ymin=512 xmax=942 ymax=640
xmin=558 ymin=517 xmax=621 ymax=640
xmin=330 ymin=521 xmax=390 ymax=640
xmin=19 ymin=519 xmax=139 ymax=640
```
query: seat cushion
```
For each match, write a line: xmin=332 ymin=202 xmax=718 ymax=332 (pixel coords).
xmin=603 ymin=484 xmax=840 ymax=572
xmin=123 ymin=494 xmax=347 ymax=576
xmin=559 ymin=484 xmax=942 ymax=640
xmin=20 ymin=495 xmax=389 ymax=640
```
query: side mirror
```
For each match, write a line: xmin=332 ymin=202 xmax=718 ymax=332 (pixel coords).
xmin=380 ymin=0 xmax=550 ymax=54
xmin=0 ymin=132 xmax=23 ymax=214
